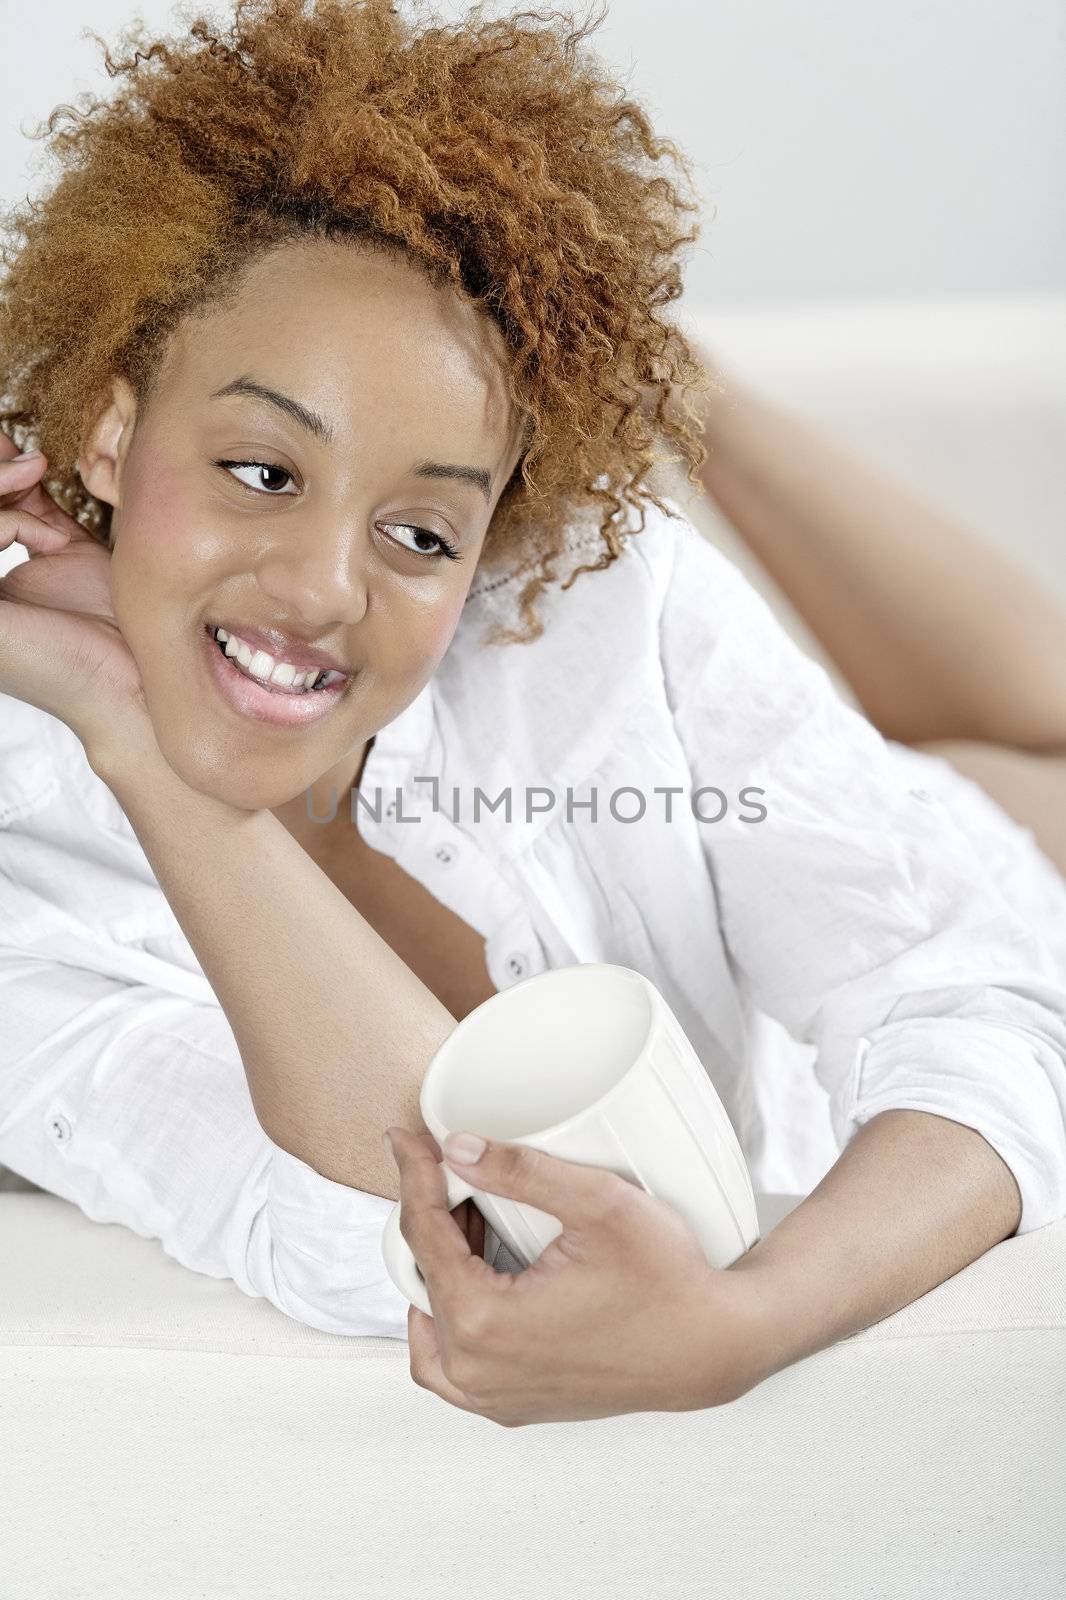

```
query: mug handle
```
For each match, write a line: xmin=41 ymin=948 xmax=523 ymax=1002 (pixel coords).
xmin=381 ymin=1164 xmax=478 ymax=1317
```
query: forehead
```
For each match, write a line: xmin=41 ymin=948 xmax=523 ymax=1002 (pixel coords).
xmin=163 ymin=237 xmax=519 ymax=450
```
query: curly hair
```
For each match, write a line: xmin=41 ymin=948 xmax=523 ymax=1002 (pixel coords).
xmin=0 ymin=0 xmax=715 ymax=644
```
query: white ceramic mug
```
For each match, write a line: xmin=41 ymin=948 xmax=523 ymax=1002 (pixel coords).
xmin=381 ymin=962 xmax=760 ymax=1316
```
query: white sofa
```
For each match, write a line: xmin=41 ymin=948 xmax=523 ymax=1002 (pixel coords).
xmin=3 ymin=294 xmax=1065 ymax=1597
xmin=1 ymin=1183 xmax=1064 ymax=1599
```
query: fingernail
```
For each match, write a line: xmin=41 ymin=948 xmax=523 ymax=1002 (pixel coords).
xmin=444 ymin=1132 xmax=486 ymax=1165
xmin=12 ymin=449 xmax=43 ymax=461
xmin=381 ymin=1130 xmax=393 ymax=1155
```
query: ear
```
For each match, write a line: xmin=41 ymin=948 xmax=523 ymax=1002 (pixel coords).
xmin=78 ymin=376 xmax=139 ymax=512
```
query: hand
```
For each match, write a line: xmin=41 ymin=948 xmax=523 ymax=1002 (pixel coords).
xmin=383 ymin=1125 xmax=769 ymax=1427
xmin=405 ymin=1129 xmax=487 ymax=1259
xmin=0 ymin=436 xmax=151 ymax=753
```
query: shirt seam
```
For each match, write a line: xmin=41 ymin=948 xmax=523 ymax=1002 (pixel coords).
xmin=0 ymin=772 xmax=62 ymax=827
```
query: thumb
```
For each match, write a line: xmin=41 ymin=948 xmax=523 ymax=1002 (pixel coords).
xmin=441 ymin=1131 xmax=626 ymax=1227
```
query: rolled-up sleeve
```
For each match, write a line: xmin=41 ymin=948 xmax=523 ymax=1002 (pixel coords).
xmin=656 ymin=517 xmax=1066 ymax=1235
xmin=0 ymin=940 xmax=411 ymax=1340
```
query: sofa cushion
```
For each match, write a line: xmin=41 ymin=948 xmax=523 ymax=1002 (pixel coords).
xmin=1 ymin=1190 xmax=1063 ymax=1600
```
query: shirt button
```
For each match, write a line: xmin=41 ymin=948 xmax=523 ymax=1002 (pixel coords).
xmin=504 ymin=952 xmax=530 ymax=981
xmin=49 ymin=1114 xmax=72 ymax=1145
xmin=434 ymin=842 xmax=458 ymax=866
xmin=385 ymin=800 xmax=397 ymax=818
xmin=910 ymin=787 xmax=935 ymax=804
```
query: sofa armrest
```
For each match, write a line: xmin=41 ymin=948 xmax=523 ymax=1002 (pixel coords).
xmin=1 ymin=1189 xmax=1062 ymax=1599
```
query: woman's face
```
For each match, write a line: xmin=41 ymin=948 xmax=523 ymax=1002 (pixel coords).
xmin=80 ymin=237 xmax=525 ymax=813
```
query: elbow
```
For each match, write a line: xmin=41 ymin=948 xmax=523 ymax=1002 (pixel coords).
xmin=242 ymin=1201 xmax=412 ymax=1340
xmin=849 ymin=1014 xmax=1066 ymax=1236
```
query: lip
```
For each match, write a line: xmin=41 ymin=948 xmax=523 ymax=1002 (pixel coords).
xmin=201 ymin=623 xmax=350 ymax=728
xmin=207 ymin=618 xmax=351 ymax=676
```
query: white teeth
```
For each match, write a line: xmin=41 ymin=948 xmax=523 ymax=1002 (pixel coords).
xmin=212 ymin=626 xmax=333 ymax=693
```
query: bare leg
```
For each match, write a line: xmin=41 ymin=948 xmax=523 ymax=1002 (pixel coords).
xmin=688 ymin=359 xmax=1066 ymax=754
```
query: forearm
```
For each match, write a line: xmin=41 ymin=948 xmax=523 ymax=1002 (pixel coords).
xmin=693 ymin=364 xmax=1066 ymax=751
xmin=728 ymin=1108 xmax=1023 ymax=1386
xmin=92 ymin=744 xmax=456 ymax=1203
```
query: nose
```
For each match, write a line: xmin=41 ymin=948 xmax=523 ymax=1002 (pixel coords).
xmin=254 ymin=514 xmax=370 ymax=629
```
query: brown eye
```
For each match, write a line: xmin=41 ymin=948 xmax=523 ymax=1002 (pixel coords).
xmin=380 ymin=522 xmax=462 ymax=562
xmin=216 ymin=459 xmax=298 ymax=495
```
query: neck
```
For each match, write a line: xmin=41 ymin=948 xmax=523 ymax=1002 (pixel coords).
xmin=271 ymin=736 xmax=375 ymax=855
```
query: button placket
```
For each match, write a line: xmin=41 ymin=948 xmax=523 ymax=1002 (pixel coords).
xmin=487 ymin=896 xmax=546 ymax=990
xmin=355 ymin=771 xmax=424 ymax=848
xmin=380 ymin=795 xmax=545 ymax=987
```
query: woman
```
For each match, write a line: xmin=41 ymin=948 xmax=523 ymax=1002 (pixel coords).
xmin=1 ymin=0 xmax=1064 ymax=1429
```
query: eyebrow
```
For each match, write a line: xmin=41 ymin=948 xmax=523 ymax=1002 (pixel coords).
xmin=209 ymin=376 xmax=494 ymax=503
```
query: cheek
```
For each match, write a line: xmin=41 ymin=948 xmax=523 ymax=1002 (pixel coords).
xmin=361 ymin=593 xmax=462 ymax=721
xmin=111 ymin=456 xmax=200 ymax=604
xmin=417 ymin=589 xmax=469 ymax=672
xmin=377 ymin=583 xmax=469 ymax=680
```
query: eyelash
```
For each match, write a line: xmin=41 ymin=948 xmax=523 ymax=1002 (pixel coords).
xmin=214 ymin=459 xmax=463 ymax=562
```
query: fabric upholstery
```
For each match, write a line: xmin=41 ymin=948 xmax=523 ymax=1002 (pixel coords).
xmin=1 ymin=1188 xmax=1063 ymax=1599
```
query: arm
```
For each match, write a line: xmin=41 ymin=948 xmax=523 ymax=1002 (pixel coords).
xmin=730 ymin=1107 xmax=1022 ymax=1389
xmin=0 ymin=769 xmax=412 ymax=1336
xmin=658 ymin=516 xmax=1066 ymax=1243
xmin=89 ymin=735 xmax=455 ymax=1204
xmin=381 ymin=1106 xmax=1022 ymax=1421
xmin=0 ymin=441 xmax=445 ymax=1205
xmin=690 ymin=361 xmax=1066 ymax=752
xmin=0 ymin=449 xmax=452 ymax=1332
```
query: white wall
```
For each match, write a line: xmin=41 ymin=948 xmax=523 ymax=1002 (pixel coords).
xmin=2 ymin=0 xmax=1063 ymax=306
xmin=595 ymin=0 xmax=1066 ymax=305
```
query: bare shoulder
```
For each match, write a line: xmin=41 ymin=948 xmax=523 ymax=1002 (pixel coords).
xmin=911 ymin=739 xmax=1066 ymax=878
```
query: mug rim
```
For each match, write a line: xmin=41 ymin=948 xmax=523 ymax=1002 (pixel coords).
xmin=421 ymin=962 xmax=665 ymax=1145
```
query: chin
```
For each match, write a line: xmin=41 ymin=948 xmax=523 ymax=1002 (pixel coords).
xmin=150 ymin=727 xmax=279 ymax=812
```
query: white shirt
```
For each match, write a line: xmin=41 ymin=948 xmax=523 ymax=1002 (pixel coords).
xmin=3 ymin=498 xmax=1066 ymax=1340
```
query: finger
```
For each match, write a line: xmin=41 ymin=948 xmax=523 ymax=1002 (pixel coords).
xmin=406 ymin=1305 xmax=484 ymax=1415
xmin=0 ymin=437 xmax=92 ymax=541
xmin=0 ymin=457 xmax=68 ymax=538
xmin=440 ymin=1132 xmax=630 ymax=1230
xmin=0 ymin=431 xmax=38 ymax=463
xmin=0 ymin=451 xmax=48 ymax=494
xmin=21 ymin=480 xmax=93 ymax=543
xmin=413 ymin=1128 xmax=444 ymax=1162
xmin=387 ymin=1126 xmax=475 ymax=1284
xmin=0 ymin=505 xmax=71 ymax=557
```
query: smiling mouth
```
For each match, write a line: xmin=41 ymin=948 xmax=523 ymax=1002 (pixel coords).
xmin=205 ymin=624 xmax=349 ymax=696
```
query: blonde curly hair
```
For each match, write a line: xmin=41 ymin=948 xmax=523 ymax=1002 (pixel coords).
xmin=0 ymin=0 xmax=714 ymax=643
